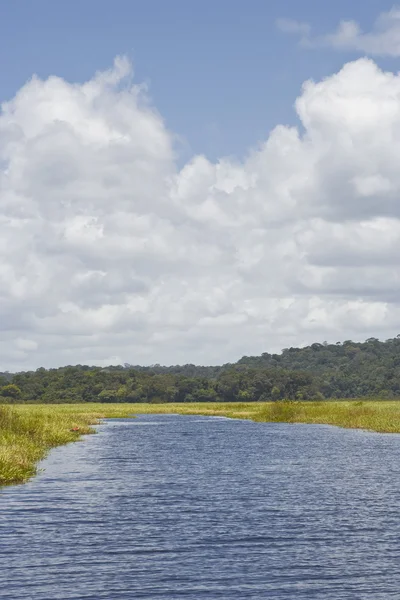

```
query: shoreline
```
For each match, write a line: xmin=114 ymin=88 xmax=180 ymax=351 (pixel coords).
xmin=2 ymin=400 xmax=400 ymax=486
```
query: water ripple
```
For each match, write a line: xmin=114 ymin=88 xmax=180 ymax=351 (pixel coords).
xmin=1 ymin=415 xmax=400 ymax=599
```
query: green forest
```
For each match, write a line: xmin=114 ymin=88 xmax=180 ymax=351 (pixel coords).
xmin=2 ymin=336 xmax=400 ymax=403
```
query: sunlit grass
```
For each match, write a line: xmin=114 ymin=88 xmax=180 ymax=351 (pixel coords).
xmin=129 ymin=400 xmax=400 ymax=433
xmin=0 ymin=404 xmax=134 ymax=486
xmin=2 ymin=400 xmax=400 ymax=486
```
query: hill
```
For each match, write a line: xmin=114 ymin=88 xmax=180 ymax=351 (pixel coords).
xmin=2 ymin=336 xmax=400 ymax=403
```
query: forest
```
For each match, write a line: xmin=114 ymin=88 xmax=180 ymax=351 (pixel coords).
xmin=2 ymin=336 xmax=400 ymax=403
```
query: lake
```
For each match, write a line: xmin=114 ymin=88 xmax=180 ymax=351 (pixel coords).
xmin=1 ymin=414 xmax=400 ymax=599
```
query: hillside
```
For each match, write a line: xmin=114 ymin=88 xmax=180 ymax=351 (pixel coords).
xmin=2 ymin=336 xmax=400 ymax=403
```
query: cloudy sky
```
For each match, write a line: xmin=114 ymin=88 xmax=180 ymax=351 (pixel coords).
xmin=1 ymin=1 xmax=400 ymax=370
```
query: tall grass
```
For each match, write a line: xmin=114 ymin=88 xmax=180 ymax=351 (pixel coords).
xmin=2 ymin=400 xmax=400 ymax=486
xmin=130 ymin=400 xmax=400 ymax=432
xmin=0 ymin=404 xmax=134 ymax=486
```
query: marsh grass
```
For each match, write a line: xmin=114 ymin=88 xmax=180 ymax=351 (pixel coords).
xmin=0 ymin=404 xmax=134 ymax=486
xmin=2 ymin=400 xmax=400 ymax=486
xmin=130 ymin=400 xmax=400 ymax=433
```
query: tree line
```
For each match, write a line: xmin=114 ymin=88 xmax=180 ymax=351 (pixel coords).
xmin=2 ymin=336 xmax=400 ymax=403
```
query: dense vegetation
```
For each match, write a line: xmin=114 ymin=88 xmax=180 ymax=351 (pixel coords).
xmin=2 ymin=336 xmax=400 ymax=403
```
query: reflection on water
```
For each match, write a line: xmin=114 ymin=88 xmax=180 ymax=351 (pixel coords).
xmin=1 ymin=414 xmax=400 ymax=599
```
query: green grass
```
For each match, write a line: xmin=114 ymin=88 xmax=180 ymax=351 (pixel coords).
xmin=129 ymin=400 xmax=400 ymax=433
xmin=2 ymin=400 xmax=400 ymax=486
xmin=0 ymin=404 xmax=135 ymax=486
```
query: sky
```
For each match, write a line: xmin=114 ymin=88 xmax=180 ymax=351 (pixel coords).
xmin=1 ymin=0 xmax=400 ymax=369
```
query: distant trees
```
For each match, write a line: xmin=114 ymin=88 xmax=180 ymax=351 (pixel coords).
xmin=0 ymin=384 xmax=22 ymax=401
xmin=2 ymin=336 xmax=400 ymax=403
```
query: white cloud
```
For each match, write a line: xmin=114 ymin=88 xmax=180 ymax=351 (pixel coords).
xmin=1 ymin=56 xmax=400 ymax=370
xmin=276 ymin=18 xmax=311 ymax=39
xmin=15 ymin=338 xmax=38 ymax=352
xmin=277 ymin=7 xmax=400 ymax=56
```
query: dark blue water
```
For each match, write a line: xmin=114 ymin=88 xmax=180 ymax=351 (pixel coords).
xmin=1 ymin=414 xmax=400 ymax=599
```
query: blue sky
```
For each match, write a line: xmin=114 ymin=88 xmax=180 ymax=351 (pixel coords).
xmin=0 ymin=0 xmax=396 ymax=161
xmin=3 ymin=1 xmax=400 ymax=368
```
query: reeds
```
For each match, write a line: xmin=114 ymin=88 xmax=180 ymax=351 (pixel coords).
xmin=1 ymin=400 xmax=400 ymax=486
xmin=131 ymin=400 xmax=400 ymax=432
xmin=0 ymin=404 xmax=133 ymax=486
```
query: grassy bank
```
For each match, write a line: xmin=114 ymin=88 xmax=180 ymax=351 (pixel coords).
xmin=0 ymin=404 xmax=136 ymax=486
xmin=2 ymin=400 xmax=400 ymax=486
xmin=132 ymin=399 xmax=400 ymax=432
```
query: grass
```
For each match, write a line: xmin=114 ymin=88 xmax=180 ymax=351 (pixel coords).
xmin=0 ymin=404 xmax=135 ymax=486
xmin=128 ymin=400 xmax=400 ymax=433
xmin=1 ymin=400 xmax=400 ymax=486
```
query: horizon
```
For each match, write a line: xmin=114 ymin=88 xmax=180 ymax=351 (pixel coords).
xmin=2 ymin=1 xmax=400 ymax=371
xmin=1 ymin=333 xmax=397 ymax=373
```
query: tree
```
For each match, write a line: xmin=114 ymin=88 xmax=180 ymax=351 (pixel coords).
xmin=0 ymin=384 xmax=22 ymax=400
xmin=271 ymin=386 xmax=281 ymax=401
xmin=3 ymin=334 xmax=400 ymax=403
xmin=98 ymin=389 xmax=118 ymax=402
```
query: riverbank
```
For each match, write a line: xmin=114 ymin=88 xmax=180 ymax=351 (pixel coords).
xmin=1 ymin=400 xmax=400 ymax=486
xmin=0 ymin=404 xmax=136 ymax=486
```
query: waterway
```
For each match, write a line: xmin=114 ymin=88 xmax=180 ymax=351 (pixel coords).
xmin=1 ymin=414 xmax=400 ymax=599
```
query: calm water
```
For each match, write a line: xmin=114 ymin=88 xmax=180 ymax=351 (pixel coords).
xmin=1 ymin=414 xmax=400 ymax=599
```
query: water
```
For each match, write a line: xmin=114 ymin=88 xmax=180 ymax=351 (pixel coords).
xmin=1 ymin=414 xmax=400 ymax=599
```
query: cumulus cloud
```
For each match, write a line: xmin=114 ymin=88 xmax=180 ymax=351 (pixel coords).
xmin=1 ymin=56 xmax=400 ymax=369
xmin=277 ymin=7 xmax=400 ymax=56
